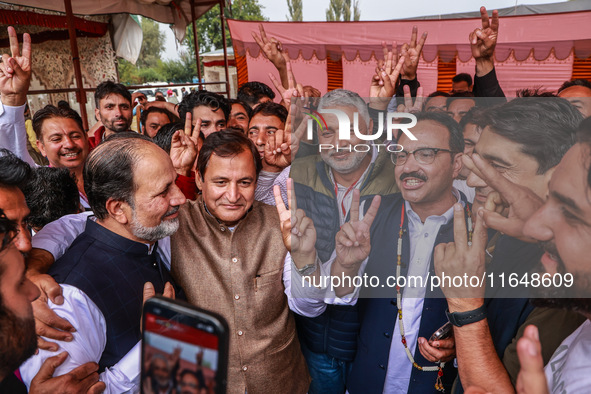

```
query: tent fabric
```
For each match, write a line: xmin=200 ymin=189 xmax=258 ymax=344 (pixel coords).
xmin=0 ymin=0 xmax=218 ymax=42
xmin=228 ymin=8 xmax=591 ymax=97
xmin=112 ymin=14 xmax=143 ymax=64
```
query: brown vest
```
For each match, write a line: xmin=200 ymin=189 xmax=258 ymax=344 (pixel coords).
xmin=171 ymin=197 xmax=310 ymax=394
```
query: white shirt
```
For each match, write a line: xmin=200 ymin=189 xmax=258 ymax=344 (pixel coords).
xmin=0 ymin=101 xmax=36 ymax=166
xmin=383 ymin=197 xmax=456 ymax=393
xmin=453 ymin=179 xmax=475 ymax=204
xmin=255 ymin=165 xmax=290 ymax=207
xmin=19 ymin=285 xmax=141 ymax=393
xmin=545 ymin=319 xmax=591 ymax=393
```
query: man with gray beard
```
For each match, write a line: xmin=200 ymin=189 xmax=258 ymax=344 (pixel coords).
xmin=290 ymin=89 xmax=399 ymax=393
xmin=20 ymin=134 xmax=183 ymax=393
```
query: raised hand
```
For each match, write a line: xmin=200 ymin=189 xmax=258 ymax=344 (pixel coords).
xmin=274 ymin=179 xmax=317 ymax=267
xmin=434 ymin=203 xmax=488 ymax=301
xmin=396 ymin=85 xmax=424 ymax=113
xmin=252 ymin=23 xmax=287 ymax=70
xmin=516 ymin=325 xmax=550 ymax=394
xmin=264 ymin=106 xmax=292 ymax=169
xmin=470 ymin=7 xmax=499 ymax=60
xmin=463 ymin=153 xmax=543 ymax=242
xmin=169 ymin=113 xmax=201 ymax=176
xmin=400 ymin=26 xmax=428 ymax=81
xmin=0 ymin=26 xmax=32 ymax=106
xmin=269 ymin=57 xmax=301 ymax=110
xmin=334 ymin=190 xmax=381 ymax=270
xmin=369 ymin=53 xmax=405 ymax=110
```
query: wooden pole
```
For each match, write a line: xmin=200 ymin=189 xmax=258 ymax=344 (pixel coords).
xmin=190 ymin=0 xmax=204 ymax=90
xmin=219 ymin=0 xmax=230 ymax=97
xmin=64 ymin=0 xmax=89 ymax=130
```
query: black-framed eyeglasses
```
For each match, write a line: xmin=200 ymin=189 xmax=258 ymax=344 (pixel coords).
xmin=391 ymin=148 xmax=455 ymax=166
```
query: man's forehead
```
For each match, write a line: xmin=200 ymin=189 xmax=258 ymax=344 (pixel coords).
xmin=399 ymin=119 xmax=449 ymax=146
xmin=0 ymin=187 xmax=29 ymax=218
xmin=192 ymin=105 xmax=224 ymax=118
xmin=250 ymin=113 xmax=283 ymax=127
xmin=100 ymin=94 xmax=130 ymax=105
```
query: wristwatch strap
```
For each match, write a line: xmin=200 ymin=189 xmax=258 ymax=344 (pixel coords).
xmin=446 ymin=304 xmax=487 ymax=327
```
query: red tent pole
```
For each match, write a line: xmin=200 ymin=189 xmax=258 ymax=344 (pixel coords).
xmin=190 ymin=0 xmax=203 ymax=90
xmin=219 ymin=0 xmax=230 ymax=97
xmin=64 ymin=0 xmax=88 ymax=130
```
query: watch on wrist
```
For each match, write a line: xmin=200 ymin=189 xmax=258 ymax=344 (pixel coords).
xmin=296 ymin=262 xmax=317 ymax=276
xmin=446 ymin=304 xmax=487 ymax=327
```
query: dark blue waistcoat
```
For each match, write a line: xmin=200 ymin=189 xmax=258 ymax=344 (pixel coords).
xmin=49 ymin=219 xmax=178 ymax=371
xmin=347 ymin=193 xmax=468 ymax=394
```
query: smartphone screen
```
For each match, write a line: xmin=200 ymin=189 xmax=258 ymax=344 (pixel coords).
xmin=142 ymin=297 xmax=228 ymax=394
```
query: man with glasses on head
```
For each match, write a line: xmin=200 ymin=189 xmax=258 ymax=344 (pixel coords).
xmin=326 ymin=112 xmax=468 ymax=393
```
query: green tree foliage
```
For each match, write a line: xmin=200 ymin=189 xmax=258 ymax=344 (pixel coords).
xmin=136 ymin=17 xmax=165 ymax=69
xmin=286 ymin=0 xmax=303 ymax=21
xmin=186 ymin=0 xmax=267 ymax=57
xmin=326 ymin=0 xmax=361 ymax=21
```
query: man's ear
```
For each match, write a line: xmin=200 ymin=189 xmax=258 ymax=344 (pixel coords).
xmin=367 ymin=118 xmax=374 ymax=135
xmin=105 ymin=198 xmax=130 ymax=225
xmin=36 ymin=139 xmax=47 ymax=157
xmin=94 ymin=108 xmax=100 ymax=122
xmin=542 ymin=166 xmax=556 ymax=188
xmin=452 ymin=152 xmax=464 ymax=179
xmin=195 ymin=172 xmax=203 ymax=191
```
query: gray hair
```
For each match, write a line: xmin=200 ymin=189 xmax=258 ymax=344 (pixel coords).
xmin=317 ymin=89 xmax=370 ymax=128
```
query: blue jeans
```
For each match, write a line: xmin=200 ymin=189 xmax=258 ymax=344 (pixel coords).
xmin=301 ymin=341 xmax=352 ymax=394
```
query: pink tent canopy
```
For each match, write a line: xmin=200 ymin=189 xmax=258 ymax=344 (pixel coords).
xmin=228 ymin=8 xmax=591 ymax=97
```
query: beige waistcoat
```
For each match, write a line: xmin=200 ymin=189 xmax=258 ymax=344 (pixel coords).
xmin=171 ymin=197 xmax=310 ymax=394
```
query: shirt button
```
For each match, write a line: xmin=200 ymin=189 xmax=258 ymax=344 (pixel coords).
xmin=424 ymin=233 xmax=429 ymax=238
xmin=237 ymin=330 xmax=243 ymax=336
xmin=242 ymin=365 xmax=248 ymax=371
xmin=234 ymin=294 xmax=240 ymax=300
xmin=220 ymin=227 xmax=226 ymax=232
xmin=232 ymin=257 xmax=238 ymax=263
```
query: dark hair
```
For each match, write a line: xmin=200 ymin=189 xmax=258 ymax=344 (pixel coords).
xmin=22 ymin=167 xmax=79 ymax=229
xmin=482 ymin=97 xmax=583 ymax=174
xmin=94 ymin=80 xmax=132 ymax=108
xmin=0 ymin=149 xmax=32 ymax=189
xmin=557 ymin=78 xmax=591 ymax=94
xmin=447 ymin=93 xmax=476 ymax=109
xmin=197 ymin=129 xmax=262 ymax=180
xmin=428 ymin=91 xmax=451 ymax=98
xmin=57 ymin=100 xmax=71 ymax=111
xmin=32 ymin=104 xmax=84 ymax=140
xmin=250 ymin=101 xmax=288 ymax=124
xmin=228 ymin=99 xmax=253 ymax=119
xmin=84 ymin=132 xmax=153 ymax=219
xmin=153 ymin=122 xmax=184 ymax=153
xmin=516 ymin=88 xmax=556 ymax=98
xmin=452 ymin=73 xmax=473 ymax=87
xmin=0 ymin=209 xmax=17 ymax=255
xmin=398 ymin=111 xmax=464 ymax=154
xmin=178 ymin=91 xmax=230 ymax=123
xmin=237 ymin=81 xmax=276 ymax=108
xmin=458 ymin=106 xmax=488 ymax=131
xmin=140 ymin=106 xmax=177 ymax=128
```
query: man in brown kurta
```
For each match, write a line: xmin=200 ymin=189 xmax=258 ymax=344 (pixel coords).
xmin=170 ymin=130 xmax=319 ymax=393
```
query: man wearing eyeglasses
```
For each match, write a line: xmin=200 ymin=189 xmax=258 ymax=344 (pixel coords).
xmin=329 ymin=112 xmax=468 ymax=393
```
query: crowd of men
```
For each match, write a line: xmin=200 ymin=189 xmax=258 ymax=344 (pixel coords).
xmin=1 ymin=5 xmax=591 ymax=394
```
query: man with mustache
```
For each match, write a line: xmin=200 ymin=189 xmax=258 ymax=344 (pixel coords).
xmin=247 ymin=102 xmax=291 ymax=206
xmin=20 ymin=134 xmax=183 ymax=392
xmin=460 ymin=117 xmax=591 ymax=393
xmin=327 ymin=111 xmax=466 ymax=393
xmin=435 ymin=97 xmax=585 ymax=393
xmin=32 ymin=105 xmax=90 ymax=209
xmin=290 ymin=88 xmax=399 ymax=394
xmin=89 ymin=81 xmax=133 ymax=149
